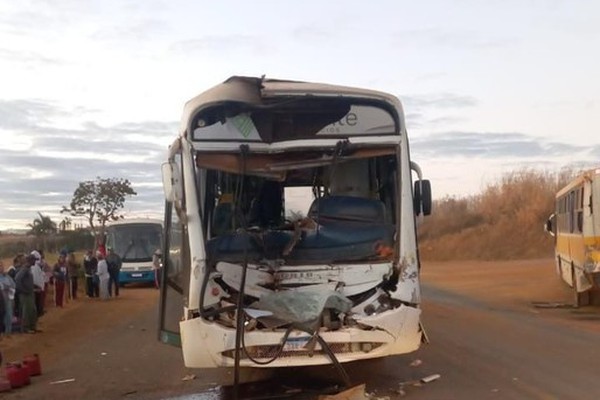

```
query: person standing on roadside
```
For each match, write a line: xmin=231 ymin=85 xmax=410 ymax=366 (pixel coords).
xmin=106 ymin=247 xmax=122 ymax=297
xmin=8 ymin=254 xmax=24 ymax=320
xmin=152 ymin=249 xmax=162 ymax=289
xmin=53 ymin=252 xmax=68 ymax=307
xmin=39 ymin=250 xmax=52 ymax=311
xmin=7 ymin=254 xmax=22 ymax=280
xmin=97 ymin=237 xmax=107 ymax=258
xmin=0 ymin=274 xmax=5 ymax=337
xmin=96 ymin=251 xmax=110 ymax=300
xmin=15 ymin=254 xmax=38 ymax=333
xmin=83 ymin=250 xmax=98 ymax=298
xmin=66 ymin=251 xmax=81 ymax=299
xmin=0 ymin=261 xmax=16 ymax=336
xmin=30 ymin=251 xmax=45 ymax=317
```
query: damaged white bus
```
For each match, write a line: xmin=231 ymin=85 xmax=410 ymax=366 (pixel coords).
xmin=158 ymin=76 xmax=432 ymax=379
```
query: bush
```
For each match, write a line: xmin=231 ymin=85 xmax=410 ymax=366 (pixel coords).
xmin=418 ymin=168 xmax=577 ymax=261
xmin=0 ymin=229 xmax=94 ymax=260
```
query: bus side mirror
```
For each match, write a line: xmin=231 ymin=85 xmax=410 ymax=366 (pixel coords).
xmin=545 ymin=213 xmax=556 ymax=237
xmin=414 ymin=180 xmax=432 ymax=216
xmin=161 ymin=161 xmax=183 ymax=204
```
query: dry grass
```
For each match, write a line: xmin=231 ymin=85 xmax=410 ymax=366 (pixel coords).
xmin=418 ymin=168 xmax=578 ymax=261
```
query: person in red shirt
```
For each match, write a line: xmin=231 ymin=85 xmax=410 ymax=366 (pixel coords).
xmin=52 ymin=252 xmax=68 ymax=307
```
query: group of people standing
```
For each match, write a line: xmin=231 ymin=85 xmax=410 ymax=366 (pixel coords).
xmin=82 ymin=247 xmax=122 ymax=300
xmin=0 ymin=246 xmax=122 ymax=337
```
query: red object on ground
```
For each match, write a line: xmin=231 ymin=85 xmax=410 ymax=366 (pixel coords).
xmin=23 ymin=354 xmax=42 ymax=376
xmin=0 ymin=377 xmax=11 ymax=392
xmin=5 ymin=363 xmax=30 ymax=388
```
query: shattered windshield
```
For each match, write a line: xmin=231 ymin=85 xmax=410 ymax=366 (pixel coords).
xmin=196 ymin=147 xmax=398 ymax=265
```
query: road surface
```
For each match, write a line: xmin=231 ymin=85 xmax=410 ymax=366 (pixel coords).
xmin=2 ymin=259 xmax=600 ymax=399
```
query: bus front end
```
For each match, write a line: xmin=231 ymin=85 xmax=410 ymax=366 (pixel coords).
xmin=159 ymin=76 xmax=431 ymax=369
xmin=105 ymin=220 xmax=163 ymax=285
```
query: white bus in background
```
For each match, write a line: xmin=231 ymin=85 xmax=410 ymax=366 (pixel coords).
xmin=105 ymin=219 xmax=163 ymax=285
xmin=158 ymin=76 xmax=432 ymax=382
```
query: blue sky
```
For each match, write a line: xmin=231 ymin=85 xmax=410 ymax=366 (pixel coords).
xmin=1 ymin=0 xmax=599 ymax=229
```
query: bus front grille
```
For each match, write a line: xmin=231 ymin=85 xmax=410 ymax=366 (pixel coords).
xmin=222 ymin=342 xmax=384 ymax=360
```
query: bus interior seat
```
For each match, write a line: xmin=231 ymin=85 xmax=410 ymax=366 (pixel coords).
xmin=287 ymin=195 xmax=394 ymax=262
xmin=206 ymin=195 xmax=394 ymax=264
xmin=307 ymin=195 xmax=386 ymax=224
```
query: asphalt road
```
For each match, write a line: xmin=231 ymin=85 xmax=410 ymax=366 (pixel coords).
xmin=3 ymin=259 xmax=600 ymax=399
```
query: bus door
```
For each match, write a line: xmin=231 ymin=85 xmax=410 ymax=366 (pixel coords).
xmin=158 ymin=152 xmax=189 ymax=347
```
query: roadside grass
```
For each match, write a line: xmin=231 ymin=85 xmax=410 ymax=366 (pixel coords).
xmin=418 ymin=168 xmax=580 ymax=261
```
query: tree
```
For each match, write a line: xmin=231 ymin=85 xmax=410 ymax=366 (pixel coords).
xmin=59 ymin=216 xmax=72 ymax=232
xmin=62 ymin=177 xmax=137 ymax=242
xmin=28 ymin=212 xmax=58 ymax=251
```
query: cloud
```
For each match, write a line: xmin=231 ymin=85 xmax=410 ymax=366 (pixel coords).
xmin=90 ymin=18 xmax=170 ymax=42
xmin=0 ymin=97 xmax=177 ymax=229
xmin=411 ymin=131 xmax=588 ymax=159
xmin=169 ymin=34 xmax=272 ymax=54
xmin=402 ymin=93 xmax=478 ymax=109
xmin=291 ymin=24 xmax=335 ymax=43
xmin=0 ymin=48 xmax=64 ymax=68
xmin=393 ymin=28 xmax=517 ymax=50
xmin=0 ymin=99 xmax=69 ymax=130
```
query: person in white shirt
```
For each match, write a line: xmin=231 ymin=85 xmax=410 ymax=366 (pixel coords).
xmin=96 ymin=251 xmax=110 ymax=300
xmin=30 ymin=251 xmax=45 ymax=317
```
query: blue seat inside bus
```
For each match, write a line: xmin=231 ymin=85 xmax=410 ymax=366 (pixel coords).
xmin=206 ymin=196 xmax=393 ymax=264
xmin=288 ymin=196 xmax=393 ymax=262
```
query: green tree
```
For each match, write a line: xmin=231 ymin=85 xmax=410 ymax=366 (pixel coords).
xmin=61 ymin=177 xmax=137 ymax=242
xmin=28 ymin=212 xmax=58 ymax=251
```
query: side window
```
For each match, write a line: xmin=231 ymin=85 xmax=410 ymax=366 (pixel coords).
xmin=577 ymin=187 xmax=584 ymax=233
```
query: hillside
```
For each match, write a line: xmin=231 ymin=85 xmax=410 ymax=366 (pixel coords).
xmin=417 ymin=169 xmax=576 ymax=261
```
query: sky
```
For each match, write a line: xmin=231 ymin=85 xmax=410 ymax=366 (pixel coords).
xmin=1 ymin=0 xmax=599 ymax=230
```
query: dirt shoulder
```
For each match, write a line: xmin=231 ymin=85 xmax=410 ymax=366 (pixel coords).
xmin=0 ymin=286 xmax=209 ymax=399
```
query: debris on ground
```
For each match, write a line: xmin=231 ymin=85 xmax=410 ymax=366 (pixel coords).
xmin=409 ymin=359 xmax=423 ymax=367
xmin=318 ymin=384 xmax=389 ymax=400
xmin=100 ymin=352 xmax=108 ymax=356
xmin=531 ymin=301 xmax=574 ymax=309
xmin=181 ymin=374 xmax=196 ymax=381
xmin=50 ymin=378 xmax=75 ymax=385
xmin=398 ymin=373 xmax=441 ymax=394
xmin=421 ymin=374 xmax=441 ymax=383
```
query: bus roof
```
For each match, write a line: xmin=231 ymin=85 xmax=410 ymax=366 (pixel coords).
xmin=179 ymin=76 xmax=403 ymax=135
xmin=556 ymin=168 xmax=600 ymax=198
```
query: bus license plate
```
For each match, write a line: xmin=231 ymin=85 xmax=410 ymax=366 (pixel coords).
xmin=131 ymin=273 xmax=143 ymax=278
xmin=283 ymin=337 xmax=311 ymax=351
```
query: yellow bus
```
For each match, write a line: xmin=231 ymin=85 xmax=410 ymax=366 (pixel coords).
xmin=546 ymin=168 xmax=600 ymax=306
